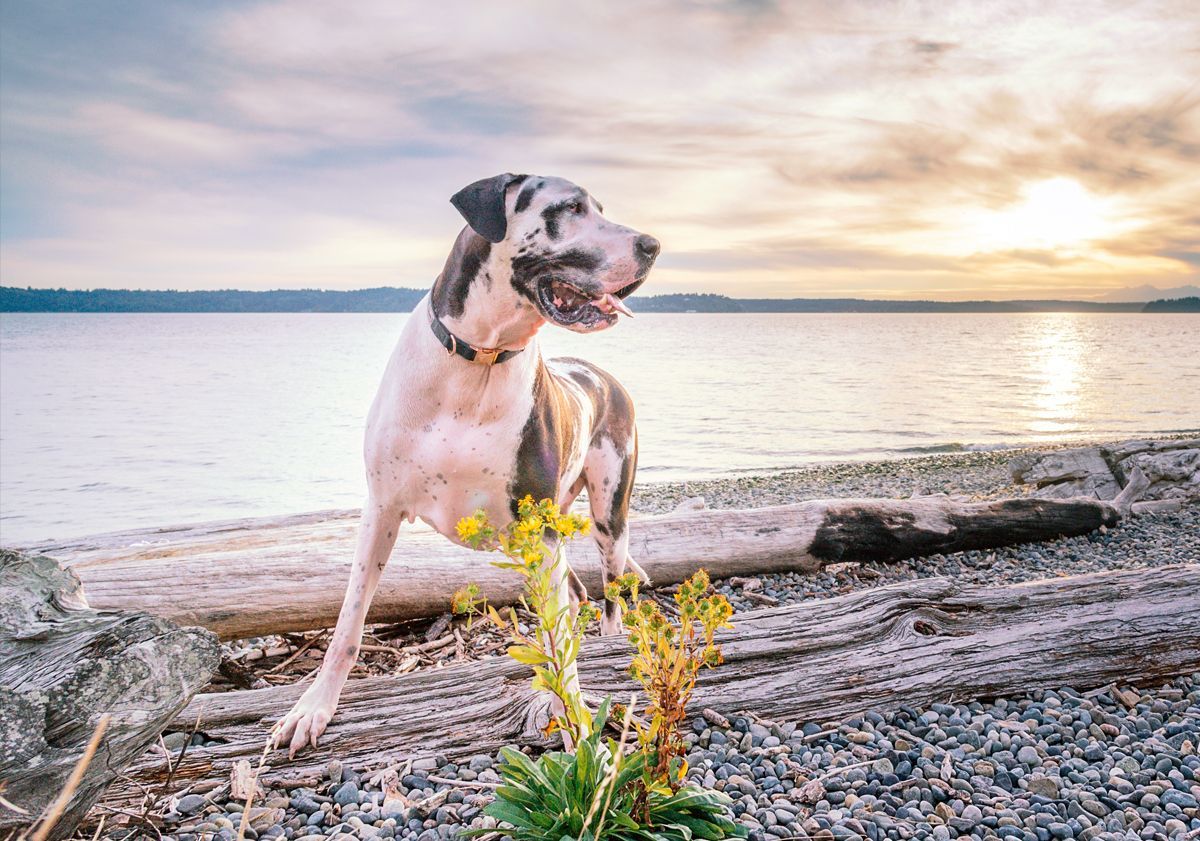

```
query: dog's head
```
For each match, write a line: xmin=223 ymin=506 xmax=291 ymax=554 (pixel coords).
xmin=436 ymin=173 xmax=659 ymax=333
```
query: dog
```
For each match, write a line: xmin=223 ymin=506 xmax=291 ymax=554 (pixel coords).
xmin=272 ymin=173 xmax=659 ymax=756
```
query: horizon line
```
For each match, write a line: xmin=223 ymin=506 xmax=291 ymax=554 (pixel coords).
xmin=3 ymin=284 xmax=1199 ymax=305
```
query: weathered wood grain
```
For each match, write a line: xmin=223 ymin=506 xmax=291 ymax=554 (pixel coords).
xmin=1009 ymin=439 xmax=1200 ymax=502
xmin=0 ymin=550 xmax=220 ymax=839
xmin=98 ymin=564 xmax=1200 ymax=809
xmin=25 ymin=496 xmax=1122 ymax=640
xmin=1009 ymin=447 xmax=1121 ymax=499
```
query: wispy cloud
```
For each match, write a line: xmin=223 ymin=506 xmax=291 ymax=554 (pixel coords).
xmin=1 ymin=0 xmax=1197 ymax=298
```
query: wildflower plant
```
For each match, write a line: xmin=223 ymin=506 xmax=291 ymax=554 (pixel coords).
xmin=455 ymin=509 xmax=743 ymax=840
xmin=453 ymin=496 xmax=597 ymax=745
xmin=468 ymin=700 xmax=744 ymax=841
xmin=607 ymin=568 xmax=734 ymax=793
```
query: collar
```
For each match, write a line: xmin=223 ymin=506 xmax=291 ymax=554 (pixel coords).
xmin=430 ymin=315 xmax=525 ymax=366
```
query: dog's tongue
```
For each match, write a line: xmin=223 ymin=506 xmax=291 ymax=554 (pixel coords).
xmin=596 ymin=293 xmax=634 ymax=318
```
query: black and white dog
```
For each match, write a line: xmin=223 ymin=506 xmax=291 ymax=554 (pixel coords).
xmin=274 ymin=174 xmax=659 ymax=755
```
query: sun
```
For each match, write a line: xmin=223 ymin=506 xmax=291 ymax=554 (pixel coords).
xmin=968 ymin=177 xmax=1116 ymax=252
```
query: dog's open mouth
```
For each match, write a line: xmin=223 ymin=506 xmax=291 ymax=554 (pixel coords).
xmin=538 ymin=277 xmax=640 ymax=328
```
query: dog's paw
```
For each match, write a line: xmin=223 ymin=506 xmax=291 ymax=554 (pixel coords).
xmin=599 ymin=611 xmax=625 ymax=637
xmin=272 ymin=684 xmax=339 ymax=758
xmin=625 ymin=555 xmax=652 ymax=585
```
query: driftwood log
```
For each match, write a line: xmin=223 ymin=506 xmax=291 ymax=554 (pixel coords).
xmin=98 ymin=564 xmax=1200 ymax=808
xmin=27 ymin=491 xmax=1135 ymax=640
xmin=1010 ymin=438 xmax=1198 ymax=502
xmin=0 ymin=550 xmax=220 ymax=839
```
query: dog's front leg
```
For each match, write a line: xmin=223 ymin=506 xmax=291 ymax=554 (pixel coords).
xmin=272 ymin=499 xmax=403 ymax=757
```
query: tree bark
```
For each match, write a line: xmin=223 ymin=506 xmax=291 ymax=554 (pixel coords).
xmin=0 ymin=550 xmax=220 ymax=839
xmin=26 ymin=495 xmax=1125 ymax=640
xmin=97 ymin=564 xmax=1200 ymax=810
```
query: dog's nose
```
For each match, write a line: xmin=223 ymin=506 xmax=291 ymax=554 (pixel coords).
xmin=635 ymin=235 xmax=661 ymax=260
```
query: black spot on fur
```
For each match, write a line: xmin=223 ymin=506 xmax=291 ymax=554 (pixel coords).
xmin=510 ymin=248 xmax=603 ymax=282
xmin=540 ymin=191 xmax=587 ymax=241
xmin=508 ymin=248 xmax=605 ymax=306
xmin=540 ymin=199 xmax=578 ymax=240
xmin=568 ymin=370 xmax=593 ymax=389
xmin=508 ymin=362 xmax=576 ymax=516
xmin=432 ymin=230 xmax=491 ymax=318
xmin=558 ymin=357 xmax=638 ymax=541
xmin=515 ymin=181 xmax=541 ymax=213
xmin=607 ymin=434 xmax=636 ymax=542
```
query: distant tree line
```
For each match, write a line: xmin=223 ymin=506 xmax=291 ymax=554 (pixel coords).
xmin=1 ymin=286 xmax=1186 ymax=314
xmin=1142 ymin=296 xmax=1200 ymax=313
xmin=0 ymin=286 xmax=427 ymax=313
xmin=628 ymin=293 xmax=1151 ymax=313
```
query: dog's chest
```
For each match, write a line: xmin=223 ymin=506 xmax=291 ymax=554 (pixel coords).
xmin=367 ymin=321 xmax=595 ymax=539
xmin=367 ymin=364 xmax=534 ymax=537
xmin=405 ymin=414 xmax=522 ymax=535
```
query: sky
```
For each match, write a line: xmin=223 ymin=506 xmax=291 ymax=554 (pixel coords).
xmin=1 ymin=0 xmax=1198 ymax=300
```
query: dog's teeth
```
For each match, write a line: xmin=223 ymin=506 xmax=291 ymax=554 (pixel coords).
xmin=605 ymin=294 xmax=634 ymax=318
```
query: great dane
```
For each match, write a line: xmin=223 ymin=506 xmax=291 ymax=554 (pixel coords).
xmin=273 ymin=173 xmax=659 ymax=755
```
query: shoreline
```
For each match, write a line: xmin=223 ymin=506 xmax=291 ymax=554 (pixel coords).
xmin=631 ymin=431 xmax=1199 ymax=516
xmin=9 ymin=432 xmax=1197 ymax=549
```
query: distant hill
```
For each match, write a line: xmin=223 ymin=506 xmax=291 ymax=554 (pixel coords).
xmin=0 ymin=286 xmax=427 ymax=313
xmin=1142 ymin=296 xmax=1200 ymax=313
xmin=0 ymin=286 xmax=1180 ymax=314
xmin=1094 ymin=283 xmax=1200 ymax=303
xmin=630 ymin=293 xmax=1147 ymax=313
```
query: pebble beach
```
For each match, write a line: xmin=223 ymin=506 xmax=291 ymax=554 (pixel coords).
xmin=100 ymin=438 xmax=1200 ymax=841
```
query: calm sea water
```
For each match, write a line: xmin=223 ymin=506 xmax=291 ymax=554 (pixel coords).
xmin=1 ymin=312 xmax=1197 ymax=543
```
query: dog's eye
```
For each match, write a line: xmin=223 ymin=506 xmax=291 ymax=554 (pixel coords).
xmin=568 ymin=201 xmax=586 ymax=215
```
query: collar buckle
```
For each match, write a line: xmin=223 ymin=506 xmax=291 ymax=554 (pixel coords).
xmin=430 ymin=313 xmax=521 ymax=366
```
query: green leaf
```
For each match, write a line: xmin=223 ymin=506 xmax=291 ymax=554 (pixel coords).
xmin=483 ymin=799 xmax=537 ymax=830
xmin=508 ymin=644 xmax=550 ymax=665
xmin=610 ymin=811 xmax=641 ymax=829
xmin=493 ymin=784 xmax=542 ymax=811
xmin=575 ymin=733 xmax=595 ymax=801
xmin=497 ymin=746 xmax=542 ymax=787
xmin=593 ymin=697 xmax=612 ymax=731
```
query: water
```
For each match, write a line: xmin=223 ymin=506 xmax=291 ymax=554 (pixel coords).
xmin=1 ymin=312 xmax=1196 ymax=543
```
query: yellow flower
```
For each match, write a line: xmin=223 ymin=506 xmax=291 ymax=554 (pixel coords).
xmin=517 ymin=495 xmax=537 ymax=519
xmin=456 ymin=516 xmax=480 ymax=542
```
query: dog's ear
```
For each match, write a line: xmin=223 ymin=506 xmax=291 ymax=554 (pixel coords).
xmin=450 ymin=173 xmax=526 ymax=243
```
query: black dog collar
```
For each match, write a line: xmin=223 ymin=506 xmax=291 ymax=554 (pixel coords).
xmin=430 ymin=316 xmax=524 ymax=366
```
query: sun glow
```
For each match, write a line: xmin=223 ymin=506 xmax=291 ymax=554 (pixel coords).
xmin=966 ymin=178 xmax=1118 ymax=253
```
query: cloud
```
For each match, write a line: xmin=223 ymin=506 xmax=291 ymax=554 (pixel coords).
xmin=1 ymin=0 xmax=1198 ymax=298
